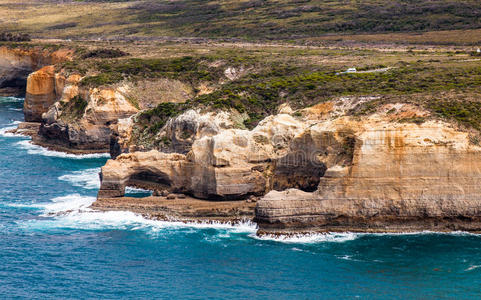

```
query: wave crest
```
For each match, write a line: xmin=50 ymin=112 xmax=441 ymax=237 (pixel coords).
xmin=15 ymin=140 xmax=110 ymax=159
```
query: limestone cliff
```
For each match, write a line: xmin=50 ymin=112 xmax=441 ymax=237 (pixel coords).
xmin=0 ymin=45 xmax=136 ymax=153
xmin=98 ymin=110 xmax=314 ymax=199
xmin=36 ymin=79 xmax=139 ymax=152
xmin=97 ymin=98 xmax=481 ymax=234
xmin=0 ymin=46 xmax=71 ymax=97
xmin=98 ymin=103 xmax=355 ymax=200
xmin=256 ymin=105 xmax=481 ymax=234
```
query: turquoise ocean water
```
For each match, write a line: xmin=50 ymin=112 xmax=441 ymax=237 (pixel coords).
xmin=1 ymin=96 xmax=481 ymax=299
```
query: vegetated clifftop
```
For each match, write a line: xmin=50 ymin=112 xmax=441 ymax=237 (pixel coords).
xmin=10 ymin=41 xmax=481 ymax=234
xmin=20 ymin=49 xmax=213 ymax=152
xmin=6 ymin=0 xmax=481 ymax=43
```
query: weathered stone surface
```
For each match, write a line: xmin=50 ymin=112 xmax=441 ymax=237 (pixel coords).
xmin=256 ymin=117 xmax=481 ymax=234
xmin=36 ymin=84 xmax=138 ymax=152
xmin=92 ymin=196 xmax=256 ymax=223
xmin=0 ymin=46 xmax=72 ymax=97
xmin=97 ymin=100 xmax=481 ymax=234
xmin=24 ymin=66 xmax=57 ymax=121
xmin=111 ymin=109 xmax=239 ymax=156
xmin=98 ymin=110 xmax=321 ymax=200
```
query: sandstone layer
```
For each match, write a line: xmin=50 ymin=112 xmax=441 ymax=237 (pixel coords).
xmin=92 ymin=196 xmax=256 ymax=223
xmin=24 ymin=66 xmax=58 ymax=122
xmin=0 ymin=46 xmax=71 ymax=97
xmin=256 ymin=114 xmax=481 ymax=234
xmin=98 ymin=110 xmax=333 ymax=199
xmin=97 ymin=100 xmax=481 ymax=234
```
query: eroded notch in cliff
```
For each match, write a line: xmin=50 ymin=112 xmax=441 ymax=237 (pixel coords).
xmin=271 ymin=128 xmax=357 ymax=192
xmin=127 ymin=170 xmax=173 ymax=192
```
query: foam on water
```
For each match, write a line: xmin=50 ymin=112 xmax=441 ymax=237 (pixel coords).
xmin=252 ymin=229 xmax=481 ymax=244
xmin=0 ymin=96 xmax=23 ymax=103
xmin=465 ymin=265 xmax=481 ymax=271
xmin=59 ymin=168 xmax=101 ymax=189
xmin=21 ymin=193 xmax=257 ymax=235
xmin=253 ymin=232 xmax=361 ymax=243
xmin=126 ymin=186 xmax=153 ymax=194
xmin=58 ymin=169 xmax=154 ymax=193
xmin=0 ymin=121 xmax=22 ymax=137
xmin=15 ymin=140 xmax=110 ymax=159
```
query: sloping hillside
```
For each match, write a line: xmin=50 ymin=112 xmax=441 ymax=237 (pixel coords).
xmin=2 ymin=0 xmax=481 ymax=42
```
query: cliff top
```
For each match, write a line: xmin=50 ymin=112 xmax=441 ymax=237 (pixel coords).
xmin=6 ymin=37 xmax=481 ymax=148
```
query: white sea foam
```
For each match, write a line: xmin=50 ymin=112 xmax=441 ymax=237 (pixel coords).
xmin=256 ymin=230 xmax=481 ymax=244
xmin=253 ymin=232 xmax=360 ymax=243
xmin=17 ymin=191 xmax=481 ymax=243
xmin=0 ymin=121 xmax=22 ymax=137
xmin=21 ymin=193 xmax=257 ymax=234
xmin=58 ymin=169 xmax=156 ymax=192
xmin=41 ymin=194 xmax=95 ymax=214
xmin=15 ymin=140 xmax=110 ymax=159
xmin=465 ymin=265 xmax=481 ymax=271
xmin=125 ymin=186 xmax=152 ymax=194
xmin=59 ymin=168 xmax=101 ymax=190
xmin=0 ymin=96 xmax=24 ymax=102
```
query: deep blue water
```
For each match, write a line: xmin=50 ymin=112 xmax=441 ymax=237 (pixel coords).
xmin=1 ymin=96 xmax=481 ymax=299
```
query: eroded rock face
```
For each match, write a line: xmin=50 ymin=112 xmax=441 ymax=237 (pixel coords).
xmin=99 ymin=110 xmax=330 ymax=199
xmin=24 ymin=66 xmax=57 ymax=121
xmin=37 ymin=84 xmax=139 ymax=152
xmin=98 ymin=99 xmax=481 ymax=233
xmin=0 ymin=46 xmax=71 ymax=96
xmin=256 ymin=117 xmax=481 ymax=234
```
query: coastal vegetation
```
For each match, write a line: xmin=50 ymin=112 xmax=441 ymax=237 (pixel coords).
xmin=0 ymin=32 xmax=30 ymax=42
xmin=3 ymin=0 xmax=481 ymax=44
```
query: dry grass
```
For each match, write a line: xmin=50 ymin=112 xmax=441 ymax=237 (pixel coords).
xmin=2 ymin=0 xmax=481 ymax=47
xmin=123 ymin=78 xmax=194 ymax=110
xmin=311 ymin=29 xmax=481 ymax=46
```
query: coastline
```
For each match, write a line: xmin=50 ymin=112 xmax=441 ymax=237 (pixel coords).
xmin=9 ymin=122 xmax=110 ymax=155
xmin=93 ymin=195 xmax=256 ymax=225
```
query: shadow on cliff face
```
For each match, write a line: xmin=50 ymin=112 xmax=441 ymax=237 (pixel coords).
xmin=127 ymin=170 xmax=172 ymax=192
xmin=0 ymin=68 xmax=29 ymax=97
xmin=272 ymin=152 xmax=327 ymax=192
xmin=271 ymin=130 xmax=357 ymax=193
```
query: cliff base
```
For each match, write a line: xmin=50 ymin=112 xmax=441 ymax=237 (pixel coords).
xmin=93 ymin=196 xmax=256 ymax=223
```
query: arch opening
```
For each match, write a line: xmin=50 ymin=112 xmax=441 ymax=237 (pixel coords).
xmin=125 ymin=170 xmax=172 ymax=198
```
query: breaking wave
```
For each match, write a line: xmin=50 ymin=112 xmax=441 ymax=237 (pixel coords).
xmin=0 ymin=121 xmax=21 ymax=137
xmin=15 ymin=140 xmax=110 ymax=159
xmin=253 ymin=232 xmax=361 ymax=243
xmin=59 ymin=168 xmax=101 ymax=190
xmin=19 ymin=193 xmax=257 ymax=235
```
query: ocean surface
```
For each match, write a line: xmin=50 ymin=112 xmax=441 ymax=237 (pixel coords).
xmin=1 ymin=96 xmax=481 ymax=299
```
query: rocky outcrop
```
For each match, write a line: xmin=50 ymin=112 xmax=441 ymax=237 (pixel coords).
xmin=256 ymin=115 xmax=481 ymax=234
xmin=98 ymin=110 xmax=327 ymax=199
xmin=93 ymin=195 xmax=256 ymax=223
xmin=36 ymin=82 xmax=139 ymax=152
xmin=97 ymin=99 xmax=481 ymax=234
xmin=24 ymin=66 xmax=58 ymax=122
xmin=96 ymin=98 xmax=481 ymax=234
xmin=110 ymin=109 xmax=237 ymax=157
xmin=0 ymin=46 xmax=71 ymax=97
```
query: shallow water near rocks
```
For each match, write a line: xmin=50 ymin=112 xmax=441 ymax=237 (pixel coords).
xmin=1 ymin=96 xmax=481 ymax=299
